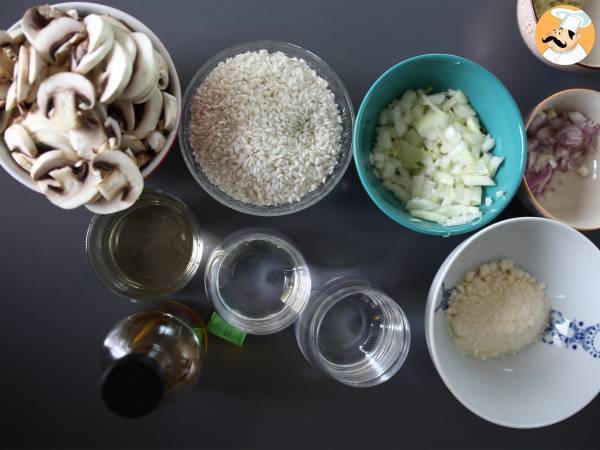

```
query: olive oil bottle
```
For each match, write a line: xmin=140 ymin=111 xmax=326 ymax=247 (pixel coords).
xmin=101 ymin=301 xmax=207 ymax=418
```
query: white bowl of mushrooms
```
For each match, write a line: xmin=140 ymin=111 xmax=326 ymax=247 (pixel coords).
xmin=0 ymin=3 xmax=181 ymax=213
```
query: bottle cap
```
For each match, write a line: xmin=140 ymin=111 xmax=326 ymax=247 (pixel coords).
xmin=101 ymin=353 xmax=165 ymax=418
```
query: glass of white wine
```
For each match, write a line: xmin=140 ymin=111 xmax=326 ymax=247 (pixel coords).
xmin=86 ymin=190 xmax=203 ymax=301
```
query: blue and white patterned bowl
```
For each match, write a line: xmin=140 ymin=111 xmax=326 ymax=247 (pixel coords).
xmin=425 ymin=217 xmax=600 ymax=428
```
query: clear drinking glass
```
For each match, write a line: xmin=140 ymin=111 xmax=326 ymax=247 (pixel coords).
xmin=295 ymin=278 xmax=410 ymax=387
xmin=205 ymin=228 xmax=311 ymax=335
xmin=86 ymin=190 xmax=203 ymax=301
xmin=101 ymin=300 xmax=207 ymax=418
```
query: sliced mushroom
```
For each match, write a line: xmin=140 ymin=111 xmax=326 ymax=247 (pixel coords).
xmin=104 ymin=116 xmax=122 ymax=149
xmin=121 ymin=134 xmax=145 ymax=153
xmin=155 ymin=51 xmax=169 ymax=91
xmin=30 ymin=148 xmax=78 ymax=181
xmin=15 ymin=45 xmax=31 ymax=103
xmin=108 ymin=99 xmax=134 ymax=132
xmin=31 ymin=129 xmax=73 ymax=153
xmin=65 ymin=9 xmax=79 ymax=20
xmin=71 ymin=14 xmax=114 ymax=74
xmin=68 ymin=111 xmax=107 ymax=159
xmin=0 ymin=109 xmax=13 ymax=133
xmin=132 ymin=87 xmax=162 ymax=139
xmin=121 ymin=33 xmax=158 ymax=102
xmin=22 ymin=107 xmax=50 ymax=133
xmin=96 ymin=29 xmax=134 ymax=104
xmin=37 ymin=72 xmax=95 ymax=132
xmin=101 ymin=15 xmax=131 ymax=33
xmin=41 ymin=160 xmax=101 ymax=209
xmin=4 ymin=82 xmax=16 ymax=111
xmin=28 ymin=46 xmax=46 ymax=85
xmin=133 ymin=151 xmax=153 ymax=168
xmin=22 ymin=6 xmax=85 ymax=64
xmin=160 ymin=92 xmax=177 ymax=131
xmin=7 ymin=26 xmax=25 ymax=45
xmin=11 ymin=151 xmax=34 ymax=172
xmin=4 ymin=122 xmax=37 ymax=157
xmin=0 ymin=46 xmax=14 ymax=81
xmin=0 ymin=81 xmax=9 ymax=107
xmin=86 ymin=150 xmax=143 ymax=214
xmin=144 ymin=130 xmax=165 ymax=153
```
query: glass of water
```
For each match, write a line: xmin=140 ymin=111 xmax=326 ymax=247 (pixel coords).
xmin=295 ymin=278 xmax=410 ymax=387
xmin=205 ymin=228 xmax=311 ymax=335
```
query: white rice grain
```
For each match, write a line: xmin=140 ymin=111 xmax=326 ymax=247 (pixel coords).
xmin=189 ymin=50 xmax=342 ymax=206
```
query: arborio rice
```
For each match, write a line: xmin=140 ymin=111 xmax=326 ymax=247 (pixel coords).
xmin=189 ymin=50 xmax=342 ymax=206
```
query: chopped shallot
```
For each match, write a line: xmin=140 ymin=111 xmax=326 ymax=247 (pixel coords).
xmin=526 ymin=109 xmax=600 ymax=196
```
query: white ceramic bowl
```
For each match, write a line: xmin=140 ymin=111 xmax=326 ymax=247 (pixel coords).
xmin=517 ymin=0 xmax=600 ymax=72
xmin=519 ymin=89 xmax=600 ymax=230
xmin=0 ymin=2 xmax=182 ymax=193
xmin=426 ymin=217 xmax=600 ymax=428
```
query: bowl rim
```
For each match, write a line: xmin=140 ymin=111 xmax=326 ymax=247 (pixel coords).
xmin=520 ymin=88 xmax=600 ymax=231
xmin=352 ymin=53 xmax=527 ymax=236
xmin=425 ymin=216 xmax=600 ymax=428
xmin=0 ymin=1 xmax=182 ymax=193
xmin=178 ymin=39 xmax=355 ymax=217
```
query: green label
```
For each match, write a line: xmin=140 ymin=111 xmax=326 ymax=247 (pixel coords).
xmin=207 ymin=312 xmax=247 ymax=346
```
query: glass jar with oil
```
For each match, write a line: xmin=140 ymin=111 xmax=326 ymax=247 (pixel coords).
xmin=101 ymin=300 xmax=207 ymax=418
xmin=86 ymin=190 xmax=203 ymax=300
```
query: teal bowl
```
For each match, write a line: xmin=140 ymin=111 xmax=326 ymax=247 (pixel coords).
xmin=353 ymin=54 xmax=526 ymax=236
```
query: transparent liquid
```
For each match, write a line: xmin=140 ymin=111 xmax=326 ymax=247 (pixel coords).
xmin=101 ymin=200 xmax=200 ymax=297
xmin=217 ymin=239 xmax=301 ymax=319
xmin=318 ymin=293 xmax=384 ymax=365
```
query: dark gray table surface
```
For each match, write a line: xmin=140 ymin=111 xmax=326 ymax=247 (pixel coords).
xmin=1 ymin=0 xmax=599 ymax=449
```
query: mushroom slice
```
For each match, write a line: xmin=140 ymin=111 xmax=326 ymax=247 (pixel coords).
xmin=32 ymin=129 xmax=73 ymax=153
xmin=144 ymin=130 xmax=165 ymax=153
xmin=0 ymin=47 xmax=14 ymax=81
xmin=121 ymin=134 xmax=145 ymax=153
xmin=0 ymin=109 xmax=13 ymax=134
xmin=8 ymin=26 xmax=25 ymax=45
xmin=86 ymin=150 xmax=143 ymax=214
xmin=133 ymin=150 xmax=153 ymax=168
xmin=68 ymin=111 xmax=108 ymax=159
xmin=96 ymin=31 xmax=134 ymax=104
xmin=22 ymin=6 xmax=85 ymax=64
xmin=37 ymin=72 xmax=95 ymax=132
xmin=132 ymin=87 xmax=162 ymax=139
xmin=22 ymin=107 xmax=51 ymax=133
xmin=155 ymin=51 xmax=169 ymax=90
xmin=0 ymin=81 xmax=9 ymax=107
xmin=160 ymin=92 xmax=177 ymax=131
xmin=107 ymin=99 xmax=135 ymax=132
xmin=4 ymin=82 xmax=16 ymax=111
xmin=28 ymin=46 xmax=46 ymax=85
xmin=104 ymin=117 xmax=122 ymax=149
xmin=101 ymin=16 xmax=131 ymax=33
xmin=71 ymin=15 xmax=114 ymax=74
xmin=121 ymin=33 xmax=158 ymax=102
xmin=15 ymin=45 xmax=30 ymax=104
xmin=30 ymin=148 xmax=78 ymax=181
xmin=4 ymin=123 xmax=37 ymax=157
xmin=11 ymin=152 xmax=34 ymax=172
xmin=65 ymin=9 xmax=79 ymax=20
xmin=41 ymin=161 xmax=101 ymax=209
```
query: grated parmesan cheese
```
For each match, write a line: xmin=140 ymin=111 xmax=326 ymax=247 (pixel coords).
xmin=447 ymin=259 xmax=550 ymax=360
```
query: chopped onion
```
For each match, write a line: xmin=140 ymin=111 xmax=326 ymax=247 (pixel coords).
xmin=525 ymin=108 xmax=600 ymax=196
xmin=370 ymin=89 xmax=502 ymax=226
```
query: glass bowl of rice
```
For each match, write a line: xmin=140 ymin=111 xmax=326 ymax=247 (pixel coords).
xmin=178 ymin=40 xmax=354 ymax=216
